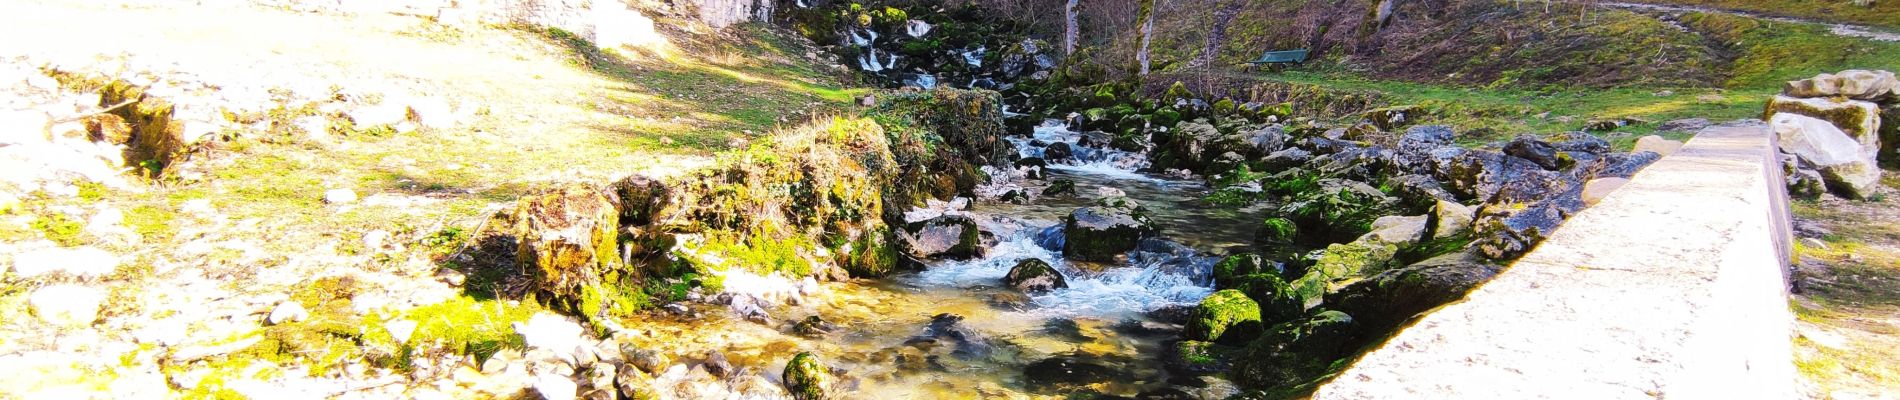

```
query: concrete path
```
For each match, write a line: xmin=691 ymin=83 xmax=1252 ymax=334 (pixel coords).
xmin=1315 ymin=122 xmax=1797 ymax=399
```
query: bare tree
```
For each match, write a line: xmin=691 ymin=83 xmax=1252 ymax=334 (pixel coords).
xmin=1135 ymin=0 xmax=1156 ymax=75
xmin=1065 ymin=0 xmax=1081 ymax=55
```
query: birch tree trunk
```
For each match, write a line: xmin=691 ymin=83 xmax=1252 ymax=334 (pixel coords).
xmin=1064 ymin=0 xmax=1080 ymax=56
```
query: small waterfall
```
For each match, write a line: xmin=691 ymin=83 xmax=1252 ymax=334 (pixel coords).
xmin=1010 ymin=119 xmax=1152 ymax=178
xmin=910 ymin=222 xmax=1214 ymax=315
xmin=906 ymin=20 xmax=932 ymax=37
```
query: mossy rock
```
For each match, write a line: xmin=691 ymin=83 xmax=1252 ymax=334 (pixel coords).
xmin=1061 ymin=206 xmax=1157 ymax=262
xmin=504 ymin=183 xmax=638 ymax=322
xmin=899 ymin=214 xmax=982 ymax=260
xmin=1230 ymin=310 xmax=1359 ymax=391
xmin=1212 ymin=253 xmax=1266 ymax=288
xmin=1256 ymin=217 xmax=1299 ymax=246
xmin=1041 ymin=179 xmax=1077 ymax=196
xmin=1165 ymin=340 xmax=1234 ymax=375
xmin=1003 ymin=258 xmax=1068 ymax=293
xmin=1185 ymin=289 xmax=1264 ymax=345
xmin=783 ymin=352 xmax=832 ymax=400
xmin=1231 ymin=273 xmax=1305 ymax=327
xmin=1278 ymin=179 xmax=1400 ymax=244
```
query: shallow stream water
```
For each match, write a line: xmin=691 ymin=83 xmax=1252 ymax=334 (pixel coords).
xmin=622 ymin=120 xmax=1264 ymax=398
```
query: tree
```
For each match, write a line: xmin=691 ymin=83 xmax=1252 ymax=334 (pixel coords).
xmin=1135 ymin=0 xmax=1157 ymax=75
xmin=1064 ymin=0 xmax=1081 ymax=55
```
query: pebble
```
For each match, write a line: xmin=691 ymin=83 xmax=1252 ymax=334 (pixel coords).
xmin=29 ymin=284 xmax=105 ymax=326
xmin=266 ymin=301 xmax=309 ymax=325
xmin=532 ymin=373 xmax=578 ymax=400
xmin=10 ymin=245 xmax=119 ymax=279
xmin=386 ymin=319 xmax=419 ymax=343
xmin=323 ymin=188 xmax=359 ymax=204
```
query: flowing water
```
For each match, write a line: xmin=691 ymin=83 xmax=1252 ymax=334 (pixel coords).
xmin=621 ymin=119 xmax=1263 ymax=398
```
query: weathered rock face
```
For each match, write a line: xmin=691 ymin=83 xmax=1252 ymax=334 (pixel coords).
xmin=782 ymin=352 xmax=831 ymax=400
xmin=502 ymin=183 xmax=634 ymax=321
xmin=1061 ymin=203 xmax=1158 ymax=262
xmin=1782 ymin=69 xmax=1898 ymax=102
xmin=1471 ymin=199 xmax=1570 ymax=259
xmin=1772 ymin=112 xmax=1882 ymax=199
xmin=1158 ymin=120 xmax=1221 ymax=171
xmin=1003 ymin=258 xmax=1068 ymax=293
xmin=1324 ymin=251 xmax=1498 ymax=332
xmin=899 ymin=214 xmax=982 ymax=260
xmin=1765 ymin=95 xmax=1883 ymax=152
xmin=1185 ymin=289 xmax=1263 ymax=345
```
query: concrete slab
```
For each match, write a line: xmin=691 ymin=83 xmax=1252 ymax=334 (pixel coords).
xmin=1314 ymin=122 xmax=1796 ymax=399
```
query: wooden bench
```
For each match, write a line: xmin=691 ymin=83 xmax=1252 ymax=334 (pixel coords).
xmin=1248 ymin=49 xmax=1309 ymax=65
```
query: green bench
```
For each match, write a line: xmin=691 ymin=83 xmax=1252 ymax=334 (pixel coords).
xmin=1248 ymin=49 xmax=1309 ymax=65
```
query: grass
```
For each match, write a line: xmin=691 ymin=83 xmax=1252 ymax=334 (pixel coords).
xmin=1785 ymin=174 xmax=1900 ymax=396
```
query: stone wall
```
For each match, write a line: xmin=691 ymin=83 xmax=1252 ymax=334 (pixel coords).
xmin=1314 ymin=122 xmax=1796 ymax=399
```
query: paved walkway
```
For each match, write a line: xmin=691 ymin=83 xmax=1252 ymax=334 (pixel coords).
xmin=1315 ymin=122 xmax=1796 ymax=399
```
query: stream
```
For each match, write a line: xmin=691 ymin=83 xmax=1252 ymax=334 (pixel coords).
xmin=620 ymin=118 xmax=1261 ymax=398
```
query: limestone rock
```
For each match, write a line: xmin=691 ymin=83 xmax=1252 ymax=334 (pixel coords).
xmin=29 ymin=284 xmax=104 ymax=326
xmin=1772 ymin=113 xmax=1882 ymax=199
xmin=533 ymin=372 xmax=578 ymax=400
xmin=266 ymin=301 xmax=309 ymax=325
xmin=1360 ymin=215 xmax=1427 ymax=247
xmin=1632 ymin=135 xmax=1684 ymax=156
xmin=1782 ymin=70 xmax=1898 ymax=102
xmin=323 ymin=188 xmax=358 ymax=204
xmin=1582 ymin=177 xmax=1630 ymax=205
xmin=1430 ymin=200 xmax=1474 ymax=240
xmin=9 ymin=245 xmax=118 ymax=279
xmin=1002 ymin=258 xmax=1067 ymax=294
xmin=1765 ymin=95 xmax=1883 ymax=154
xmin=347 ymin=104 xmax=408 ymax=128
xmin=898 ymin=214 xmax=981 ymax=260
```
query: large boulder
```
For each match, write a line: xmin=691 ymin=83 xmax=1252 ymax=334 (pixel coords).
xmin=1503 ymin=135 xmax=1563 ymax=170
xmin=782 ymin=352 xmax=832 ymax=400
xmin=1003 ymin=258 xmax=1068 ymax=293
xmin=1230 ymin=273 xmax=1306 ymax=327
xmin=1159 ymin=120 xmax=1221 ymax=171
xmin=898 ymin=214 xmax=982 ymax=260
xmin=1061 ymin=204 xmax=1158 ymax=262
xmin=1230 ymin=311 xmax=1359 ymax=390
xmin=1772 ymin=112 xmax=1882 ymax=199
xmin=1278 ymin=179 xmax=1401 ymax=244
xmin=1324 ymin=251 xmax=1499 ymax=332
xmin=1290 ymin=240 xmax=1401 ymax=306
xmin=1766 ymin=95 xmax=1883 ymax=162
xmin=1185 ymin=289 xmax=1264 ymax=344
xmin=1471 ymin=199 xmax=1569 ymax=260
xmin=1782 ymin=70 xmax=1898 ymax=102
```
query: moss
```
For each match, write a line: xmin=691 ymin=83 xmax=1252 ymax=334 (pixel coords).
xmin=783 ymin=352 xmax=832 ymax=400
xmin=1186 ymin=289 xmax=1264 ymax=344
xmin=1291 ymin=240 xmax=1401 ymax=305
xmin=1213 ymin=253 xmax=1266 ymax=287
xmin=32 ymin=213 xmax=86 ymax=246
xmin=1257 ymin=217 xmax=1299 ymax=245
xmin=1232 ymin=273 xmax=1305 ymax=326
xmin=398 ymin=295 xmax=538 ymax=362
xmin=124 ymin=204 xmax=176 ymax=241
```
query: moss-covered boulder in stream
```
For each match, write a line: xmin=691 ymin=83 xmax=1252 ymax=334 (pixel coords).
xmin=1061 ymin=199 xmax=1157 ymax=262
xmin=1231 ymin=273 xmax=1306 ymax=328
xmin=1289 ymin=240 xmax=1400 ymax=307
xmin=1003 ymin=258 xmax=1068 ymax=293
xmin=782 ymin=352 xmax=832 ymax=400
xmin=1278 ymin=179 xmax=1401 ymax=245
xmin=1231 ymin=310 xmax=1360 ymax=393
xmin=1185 ymin=289 xmax=1263 ymax=344
xmin=1325 ymin=250 xmax=1499 ymax=333
xmin=1212 ymin=253 xmax=1267 ymax=287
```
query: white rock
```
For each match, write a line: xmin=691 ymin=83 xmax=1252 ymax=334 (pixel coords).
xmin=293 ymin=115 xmax=330 ymax=141
xmin=29 ymin=284 xmax=104 ymax=326
xmin=363 ymin=230 xmax=391 ymax=250
xmin=514 ymin=313 xmax=586 ymax=365
xmin=1773 ymin=113 xmax=1882 ymax=198
xmin=1783 ymin=69 xmax=1898 ymax=101
xmin=1632 ymin=135 xmax=1684 ymax=157
xmin=347 ymin=104 xmax=408 ymax=128
xmin=1582 ymin=177 xmax=1630 ymax=206
xmin=905 ymin=20 xmax=932 ymax=37
xmin=267 ymin=301 xmax=309 ymax=325
xmin=1361 ymin=215 xmax=1427 ymax=246
xmin=532 ymin=373 xmax=577 ymax=400
xmin=593 ymin=6 xmax=664 ymax=50
xmin=1430 ymin=200 xmax=1474 ymax=240
xmin=323 ymin=188 xmax=358 ymax=204
xmin=408 ymin=98 xmax=456 ymax=130
xmin=133 ymin=318 xmax=189 ymax=346
xmin=386 ymin=319 xmax=419 ymax=344
xmin=85 ymin=207 xmax=129 ymax=237
xmin=0 ymin=191 xmax=18 ymax=213
xmin=10 ymin=245 xmax=119 ymax=279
